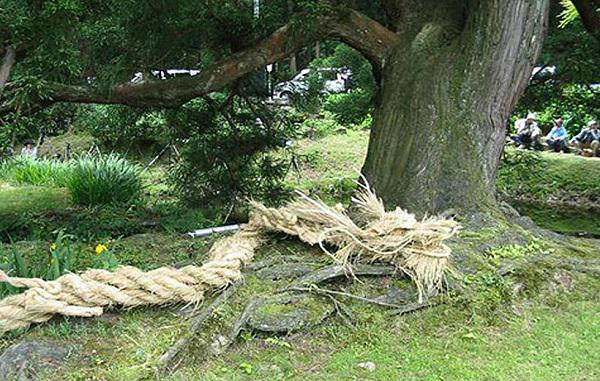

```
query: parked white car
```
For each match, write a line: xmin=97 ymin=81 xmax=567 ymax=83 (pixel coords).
xmin=273 ymin=67 xmax=352 ymax=104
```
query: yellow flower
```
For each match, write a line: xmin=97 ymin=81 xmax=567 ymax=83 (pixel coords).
xmin=50 ymin=243 xmax=57 ymax=251
xmin=95 ymin=243 xmax=108 ymax=255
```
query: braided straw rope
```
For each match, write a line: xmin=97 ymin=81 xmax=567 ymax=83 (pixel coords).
xmin=251 ymin=184 xmax=460 ymax=300
xmin=0 ymin=227 xmax=262 ymax=333
xmin=0 ymin=186 xmax=459 ymax=333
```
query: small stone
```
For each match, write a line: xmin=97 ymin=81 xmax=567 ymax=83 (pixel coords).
xmin=209 ymin=335 xmax=231 ymax=356
xmin=357 ymin=361 xmax=376 ymax=372
xmin=0 ymin=340 xmax=70 ymax=381
xmin=335 ymin=126 xmax=348 ymax=134
xmin=511 ymin=282 xmax=525 ymax=296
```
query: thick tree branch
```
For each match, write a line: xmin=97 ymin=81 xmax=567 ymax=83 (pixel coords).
xmin=0 ymin=46 xmax=16 ymax=96
xmin=327 ymin=9 xmax=399 ymax=67
xmin=0 ymin=9 xmax=397 ymax=116
xmin=571 ymin=0 xmax=600 ymax=35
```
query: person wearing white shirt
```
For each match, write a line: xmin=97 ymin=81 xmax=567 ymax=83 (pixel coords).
xmin=511 ymin=113 xmax=541 ymax=149
xmin=20 ymin=139 xmax=38 ymax=158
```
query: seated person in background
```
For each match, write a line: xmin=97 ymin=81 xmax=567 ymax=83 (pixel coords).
xmin=511 ymin=113 xmax=541 ymax=149
xmin=19 ymin=131 xmax=45 ymax=159
xmin=20 ymin=139 xmax=38 ymax=158
xmin=571 ymin=120 xmax=599 ymax=157
xmin=545 ymin=118 xmax=569 ymax=153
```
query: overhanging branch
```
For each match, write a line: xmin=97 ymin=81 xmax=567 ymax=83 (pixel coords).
xmin=0 ymin=9 xmax=398 ymax=116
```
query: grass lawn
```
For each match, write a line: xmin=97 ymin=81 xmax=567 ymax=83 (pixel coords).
xmin=0 ymin=181 xmax=71 ymax=215
xmin=290 ymin=129 xmax=369 ymax=203
xmin=200 ymin=300 xmax=599 ymax=381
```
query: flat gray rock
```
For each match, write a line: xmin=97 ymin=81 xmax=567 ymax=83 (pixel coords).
xmin=0 ymin=341 xmax=70 ymax=381
xmin=248 ymin=293 xmax=334 ymax=333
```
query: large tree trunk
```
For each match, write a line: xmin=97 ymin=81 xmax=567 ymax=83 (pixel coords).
xmin=362 ymin=0 xmax=549 ymax=215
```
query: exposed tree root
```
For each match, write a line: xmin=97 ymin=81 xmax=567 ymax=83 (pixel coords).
xmin=207 ymin=297 xmax=262 ymax=357
xmin=287 ymin=286 xmax=407 ymax=309
xmin=155 ymin=281 xmax=242 ymax=377
xmin=288 ymin=264 xmax=397 ymax=288
xmin=154 ymin=208 xmax=599 ymax=377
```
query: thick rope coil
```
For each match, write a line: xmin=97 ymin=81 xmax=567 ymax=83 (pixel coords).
xmin=0 ymin=186 xmax=459 ymax=333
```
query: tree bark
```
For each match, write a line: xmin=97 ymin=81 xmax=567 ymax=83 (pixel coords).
xmin=0 ymin=46 xmax=16 ymax=96
xmin=361 ymin=0 xmax=550 ymax=215
xmin=571 ymin=0 xmax=600 ymax=35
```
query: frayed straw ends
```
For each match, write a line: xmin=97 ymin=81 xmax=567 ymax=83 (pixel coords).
xmin=251 ymin=184 xmax=460 ymax=301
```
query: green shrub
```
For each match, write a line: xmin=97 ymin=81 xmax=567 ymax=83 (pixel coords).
xmin=67 ymin=154 xmax=142 ymax=206
xmin=324 ymin=89 xmax=373 ymax=125
xmin=75 ymin=104 xmax=168 ymax=149
xmin=0 ymin=156 xmax=71 ymax=186
xmin=168 ymin=97 xmax=294 ymax=208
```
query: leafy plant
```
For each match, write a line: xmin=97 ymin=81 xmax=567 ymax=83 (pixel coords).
xmin=0 ymin=246 xmax=29 ymax=296
xmin=92 ymin=241 xmax=120 ymax=271
xmin=46 ymin=231 xmax=74 ymax=280
xmin=0 ymin=231 xmax=74 ymax=296
xmin=0 ymin=156 xmax=72 ymax=187
xmin=324 ymin=89 xmax=373 ymax=125
xmin=239 ymin=362 xmax=253 ymax=375
xmin=67 ymin=153 xmax=143 ymax=206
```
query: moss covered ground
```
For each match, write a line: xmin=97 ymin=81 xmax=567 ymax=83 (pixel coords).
xmin=0 ymin=131 xmax=599 ymax=380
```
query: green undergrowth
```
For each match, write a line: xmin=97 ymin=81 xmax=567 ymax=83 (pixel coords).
xmin=0 ymin=178 xmax=221 ymax=242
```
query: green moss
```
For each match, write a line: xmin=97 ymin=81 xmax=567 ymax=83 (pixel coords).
xmin=498 ymin=148 xmax=600 ymax=208
xmin=513 ymin=202 xmax=600 ymax=237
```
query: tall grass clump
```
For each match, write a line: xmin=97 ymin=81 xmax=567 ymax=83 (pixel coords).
xmin=0 ymin=156 xmax=71 ymax=186
xmin=67 ymin=154 xmax=142 ymax=205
